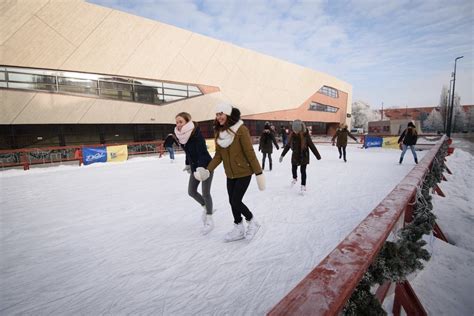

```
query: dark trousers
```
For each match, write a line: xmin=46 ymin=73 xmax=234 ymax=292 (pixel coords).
xmin=292 ymin=164 xmax=307 ymax=186
xmin=262 ymin=153 xmax=272 ymax=170
xmin=337 ymin=146 xmax=347 ymax=160
xmin=226 ymin=176 xmax=253 ymax=224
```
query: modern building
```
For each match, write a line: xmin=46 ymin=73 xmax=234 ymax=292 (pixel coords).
xmin=0 ymin=0 xmax=352 ymax=149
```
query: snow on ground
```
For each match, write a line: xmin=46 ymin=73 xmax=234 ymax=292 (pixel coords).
xmin=2 ymin=142 xmax=462 ymax=315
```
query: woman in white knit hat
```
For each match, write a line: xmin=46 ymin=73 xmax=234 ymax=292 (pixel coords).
xmin=193 ymin=103 xmax=265 ymax=242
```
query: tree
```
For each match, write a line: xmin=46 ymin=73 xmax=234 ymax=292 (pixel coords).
xmin=452 ymin=97 xmax=467 ymax=132
xmin=351 ymin=101 xmax=379 ymax=131
xmin=438 ymin=85 xmax=450 ymax=131
xmin=424 ymin=109 xmax=444 ymax=132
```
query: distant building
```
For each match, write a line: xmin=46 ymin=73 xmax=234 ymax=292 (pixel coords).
xmin=0 ymin=0 xmax=352 ymax=149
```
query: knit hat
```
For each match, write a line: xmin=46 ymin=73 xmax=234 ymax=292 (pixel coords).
xmin=408 ymin=122 xmax=415 ymax=128
xmin=215 ymin=102 xmax=233 ymax=115
xmin=292 ymin=120 xmax=305 ymax=133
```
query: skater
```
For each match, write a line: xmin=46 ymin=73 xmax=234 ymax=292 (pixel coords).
xmin=163 ymin=133 xmax=179 ymax=162
xmin=259 ymin=122 xmax=279 ymax=171
xmin=331 ymin=123 xmax=358 ymax=162
xmin=174 ymin=112 xmax=215 ymax=235
xmin=279 ymin=119 xmax=321 ymax=194
xmin=193 ymin=103 xmax=265 ymax=242
xmin=398 ymin=122 xmax=418 ymax=164
xmin=280 ymin=126 xmax=288 ymax=146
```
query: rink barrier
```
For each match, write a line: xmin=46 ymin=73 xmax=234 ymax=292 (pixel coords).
xmin=268 ymin=135 xmax=449 ymax=316
xmin=0 ymin=141 xmax=166 ymax=170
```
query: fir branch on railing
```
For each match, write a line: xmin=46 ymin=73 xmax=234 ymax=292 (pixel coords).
xmin=343 ymin=139 xmax=449 ymax=315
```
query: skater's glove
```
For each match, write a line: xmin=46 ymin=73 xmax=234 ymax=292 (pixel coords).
xmin=194 ymin=167 xmax=210 ymax=181
xmin=256 ymin=173 xmax=266 ymax=191
xmin=276 ymin=145 xmax=280 ymax=150
xmin=183 ymin=165 xmax=191 ymax=174
xmin=279 ymin=156 xmax=283 ymax=163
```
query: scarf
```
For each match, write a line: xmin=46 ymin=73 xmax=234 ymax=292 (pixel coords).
xmin=217 ymin=120 xmax=243 ymax=148
xmin=174 ymin=121 xmax=194 ymax=145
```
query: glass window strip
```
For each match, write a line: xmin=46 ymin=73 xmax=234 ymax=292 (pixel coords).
xmin=309 ymin=102 xmax=339 ymax=113
xmin=0 ymin=65 xmax=204 ymax=105
xmin=318 ymin=85 xmax=339 ymax=98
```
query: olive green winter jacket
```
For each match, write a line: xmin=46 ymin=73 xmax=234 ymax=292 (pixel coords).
xmin=207 ymin=125 xmax=262 ymax=179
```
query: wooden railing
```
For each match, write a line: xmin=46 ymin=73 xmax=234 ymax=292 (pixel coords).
xmin=268 ymin=135 xmax=448 ymax=315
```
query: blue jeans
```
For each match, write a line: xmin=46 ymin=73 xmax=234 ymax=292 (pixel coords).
xmin=400 ymin=144 xmax=417 ymax=161
xmin=166 ymin=146 xmax=175 ymax=160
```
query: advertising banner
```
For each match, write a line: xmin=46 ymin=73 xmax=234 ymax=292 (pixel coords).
xmin=382 ymin=136 xmax=400 ymax=149
xmin=107 ymin=145 xmax=128 ymax=162
xmin=364 ymin=136 xmax=383 ymax=148
xmin=82 ymin=147 xmax=107 ymax=165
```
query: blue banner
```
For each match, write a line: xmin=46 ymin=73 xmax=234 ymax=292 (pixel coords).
xmin=364 ymin=136 xmax=383 ymax=148
xmin=82 ymin=147 xmax=107 ymax=165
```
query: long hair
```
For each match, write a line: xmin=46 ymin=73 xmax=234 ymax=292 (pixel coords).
xmin=288 ymin=129 xmax=308 ymax=151
xmin=406 ymin=126 xmax=417 ymax=136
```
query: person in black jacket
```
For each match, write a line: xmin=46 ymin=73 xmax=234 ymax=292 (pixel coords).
xmin=331 ymin=123 xmax=358 ymax=162
xmin=174 ymin=112 xmax=215 ymax=235
xmin=279 ymin=120 xmax=321 ymax=194
xmin=259 ymin=122 xmax=279 ymax=171
xmin=163 ymin=133 xmax=179 ymax=162
xmin=398 ymin=122 xmax=418 ymax=164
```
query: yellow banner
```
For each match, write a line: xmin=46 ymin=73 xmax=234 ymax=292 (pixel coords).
xmin=107 ymin=145 xmax=128 ymax=162
xmin=205 ymin=138 xmax=216 ymax=153
xmin=382 ymin=136 xmax=400 ymax=149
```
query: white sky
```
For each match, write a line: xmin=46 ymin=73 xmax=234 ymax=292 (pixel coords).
xmin=1 ymin=143 xmax=473 ymax=314
xmin=88 ymin=0 xmax=474 ymax=109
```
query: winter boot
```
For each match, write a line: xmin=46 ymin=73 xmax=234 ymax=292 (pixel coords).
xmin=415 ymin=158 xmax=418 ymax=164
xmin=224 ymin=223 xmax=245 ymax=242
xmin=202 ymin=215 xmax=214 ymax=235
xmin=399 ymin=157 xmax=403 ymax=164
xmin=245 ymin=219 xmax=261 ymax=240
xmin=291 ymin=178 xmax=297 ymax=186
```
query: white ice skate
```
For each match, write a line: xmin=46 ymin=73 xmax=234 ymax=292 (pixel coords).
xmin=224 ymin=223 xmax=245 ymax=242
xmin=291 ymin=178 xmax=297 ymax=187
xmin=300 ymin=185 xmax=306 ymax=196
xmin=245 ymin=219 xmax=260 ymax=240
xmin=201 ymin=215 xmax=214 ymax=235
xmin=202 ymin=206 xmax=217 ymax=224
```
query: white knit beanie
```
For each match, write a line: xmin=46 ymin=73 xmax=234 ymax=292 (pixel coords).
xmin=215 ymin=102 xmax=233 ymax=115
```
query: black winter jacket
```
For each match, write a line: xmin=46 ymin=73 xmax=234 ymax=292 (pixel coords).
xmin=181 ymin=127 xmax=212 ymax=172
xmin=164 ymin=135 xmax=178 ymax=148
xmin=398 ymin=128 xmax=418 ymax=146
xmin=281 ymin=130 xmax=321 ymax=165
xmin=259 ymin=130 xmax=279 ymax=154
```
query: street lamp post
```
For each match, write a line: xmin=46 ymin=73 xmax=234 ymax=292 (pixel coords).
xmin=446 ymin=56 xmax=464 ymax=137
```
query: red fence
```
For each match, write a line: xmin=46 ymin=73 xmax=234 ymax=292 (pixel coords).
xmin=268 ymin=135 xmax=449 ymax=315
xmin=0 ymin=141 xmax=165 ymax=170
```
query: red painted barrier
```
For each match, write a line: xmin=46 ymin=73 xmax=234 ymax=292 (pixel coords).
xmin=268 ymin=136 xmax=448 ymax=316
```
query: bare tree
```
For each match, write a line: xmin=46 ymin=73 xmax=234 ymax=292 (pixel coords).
xmin=424 ymin=109 xmax=444 ymax=132
xmin=351 ymin=101 xmax=379 ymax=131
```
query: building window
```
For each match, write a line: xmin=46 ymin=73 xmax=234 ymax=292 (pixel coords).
xmin=308 ymin=102 xmax=338 ymax=113
xmin=318 ymin=85 xmax=339 ymax=98
xmin=0 ymin=65 xmax=203 ymax=105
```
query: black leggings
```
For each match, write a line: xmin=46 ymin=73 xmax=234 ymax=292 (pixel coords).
xmin=262 ymin=153 xmax=272 ymax=170
xmin=292 ymin=164 xmax=307 ymax=186
xmin=227 ymin=176 xmax=253 ymax=224
xmin=338 ymin=146 xmax=347 ymax=160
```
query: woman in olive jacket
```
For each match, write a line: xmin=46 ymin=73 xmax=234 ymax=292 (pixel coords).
xmin=280 ymin=120 xmax=321 ymax=194
xmin=194 ymin=103 xmax=265 ymax=242
xmin=331 ymin=123 xmax=358 ymax=162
